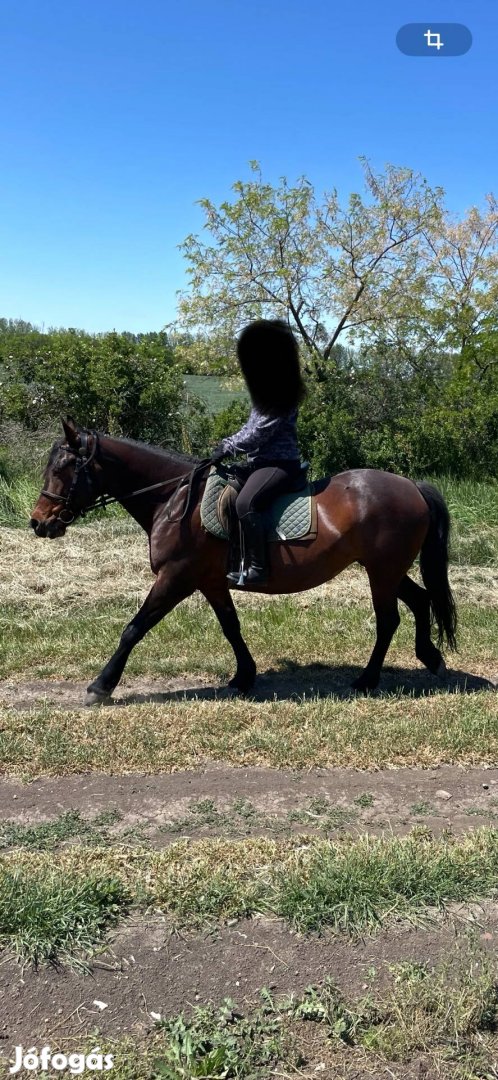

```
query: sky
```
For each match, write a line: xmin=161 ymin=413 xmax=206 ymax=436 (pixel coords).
xmin=1 ymin=0 xmax=496 ymax=334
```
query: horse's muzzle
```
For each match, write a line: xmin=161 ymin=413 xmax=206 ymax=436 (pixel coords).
xmin=30 ymin=516 xmax=67 ymax=539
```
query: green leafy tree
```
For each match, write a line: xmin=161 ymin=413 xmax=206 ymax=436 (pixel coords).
xmin=175 ymin=160 xmax=443 ymax=378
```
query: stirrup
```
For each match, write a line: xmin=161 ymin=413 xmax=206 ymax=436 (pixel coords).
xmin=227 ymin=517 xmax=247 ymax=586
xmin=227 ymin=563 xmax=245 ymax=586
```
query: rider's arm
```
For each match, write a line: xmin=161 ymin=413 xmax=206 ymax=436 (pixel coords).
xmin=220 ymin=409 xmax=282 ymax=456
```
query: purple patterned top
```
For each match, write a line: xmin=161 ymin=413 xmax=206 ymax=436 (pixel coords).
xmin=221 ymin=407 xmax=300 ymax=464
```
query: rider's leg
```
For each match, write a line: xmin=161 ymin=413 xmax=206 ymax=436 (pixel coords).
xmin=227 ymin=463 xmax=300 ymax=587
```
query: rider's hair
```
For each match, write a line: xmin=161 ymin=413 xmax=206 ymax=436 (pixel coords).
xmin=236 ymin=319 xmax=306 ymax=415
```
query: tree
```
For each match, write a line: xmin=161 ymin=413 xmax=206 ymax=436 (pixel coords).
xmin=379 ymin=194 xmax=498 ymax=385
xmin=0 ymin=326 xmax=186 ymax=445
xmin=175 ymin=160 xmax=443 ymax=378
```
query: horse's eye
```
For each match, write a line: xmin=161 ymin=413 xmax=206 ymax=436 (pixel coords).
xmin=53 ymin=457 xmax=71 ymax=476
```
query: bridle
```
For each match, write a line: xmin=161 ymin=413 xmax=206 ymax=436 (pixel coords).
xmin=40 ymin=431 xmax=212 ymax=526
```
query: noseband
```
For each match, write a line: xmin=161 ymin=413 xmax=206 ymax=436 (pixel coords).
xmin=41 ymin=432 xmax=211 ymax=525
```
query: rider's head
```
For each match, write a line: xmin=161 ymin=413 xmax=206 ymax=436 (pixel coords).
xmin=236 ymin=319 xmax=305 ymax=416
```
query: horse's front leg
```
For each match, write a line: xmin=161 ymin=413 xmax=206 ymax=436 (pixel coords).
xmin=201 ymin=581 xmax=256 ymax=693
xmin=86 ymin=565 xmax=194 ymax=705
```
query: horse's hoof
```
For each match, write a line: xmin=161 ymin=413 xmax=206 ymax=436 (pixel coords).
xmin=228 ymin=676 xmax=255 ymax=696
xmin=435 ymin=659 xmax=448 ymax=681
xmin=351 ymin=676 xmax=378 ymax=694
xmin=85 ymin=689 xmax=112 ymax=707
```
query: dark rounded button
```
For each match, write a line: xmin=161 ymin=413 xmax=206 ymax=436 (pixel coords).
xmin=397 ymin=23 xmax=472 ymax=56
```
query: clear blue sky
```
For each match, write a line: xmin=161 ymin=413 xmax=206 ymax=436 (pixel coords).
xmin=1 ymin=0 xmax=496 ymax=333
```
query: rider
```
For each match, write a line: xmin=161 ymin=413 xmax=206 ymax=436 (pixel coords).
xmin=211 ymin=319 xmax=305 ymax=587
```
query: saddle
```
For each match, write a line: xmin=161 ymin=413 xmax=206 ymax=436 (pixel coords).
xmin=200 ymin=463 xmax=318 ymax=543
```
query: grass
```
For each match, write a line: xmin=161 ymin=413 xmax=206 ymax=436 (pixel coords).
xmin=153 ymin=999 xmax=286 ymax=1079
xmin=163 ymin=795 xmax=362 ymax=838
xmin=410 ymin=801 xmax=436 ymax=817
xmin=288 ymin=950 xmax=498 ymax=1074
xmin=0 ymin=475 xmax=40 ymax=527
xmin=354 ymin=792 xmax=375 ymax=808
xmin=0 ymin=475 xmax=126 ymax=528
xmin=0 ymin=808 xmax=123 ymax=851
xmin=0 ymin=867 xmax=129 ymax=967
xmin=0 ymin=688 xmax=496 ymax=778
xmin=429 ymin=476 xmax=498 ymax=567
xmin=3 ymin=829 xmax=498 ymax=945
xmin=183 ymin=374 xmax=249 ymax=415
xmin=0 ymin=592 xmax=497 ymax=679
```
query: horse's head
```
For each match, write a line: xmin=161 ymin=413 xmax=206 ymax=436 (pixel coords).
xmin=30 ymin=418 xmax=100 ymax=538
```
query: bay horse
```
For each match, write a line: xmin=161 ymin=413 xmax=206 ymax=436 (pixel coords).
xmin=30 ymin=418 xmax=457 ymax=705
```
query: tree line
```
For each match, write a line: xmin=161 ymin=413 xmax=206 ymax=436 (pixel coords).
xmin=1 ymin=160 xmax=497 ymax=480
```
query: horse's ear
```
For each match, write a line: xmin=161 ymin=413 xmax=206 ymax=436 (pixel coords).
xmin=61 ymin=416 xmax=80 ymax=448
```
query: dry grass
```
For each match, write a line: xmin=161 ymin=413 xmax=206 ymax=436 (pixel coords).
xmin=2 ymin=523 xmax=498 ymax=613
xmin=0 ymin=690 xmax=496 ymax=777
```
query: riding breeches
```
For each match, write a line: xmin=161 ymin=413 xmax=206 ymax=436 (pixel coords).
xmin=235 ymin=461 xmax=302 ymax=518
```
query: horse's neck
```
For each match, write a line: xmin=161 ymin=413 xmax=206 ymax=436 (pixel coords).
xmin=99 ymin=435 xmax=180 ymax=485
xmin=97 ymin=435 xmax=185 ymax=530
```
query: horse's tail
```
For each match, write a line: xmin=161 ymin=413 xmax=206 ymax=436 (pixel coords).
xmin=416 ymin=481 xmax=457 ymax=651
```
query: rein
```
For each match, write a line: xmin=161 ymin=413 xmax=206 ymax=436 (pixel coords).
xmin=41 ymin=431 xmax=211 ymax=525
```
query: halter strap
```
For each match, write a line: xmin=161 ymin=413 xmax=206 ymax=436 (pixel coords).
xmin=42 ymin=431 xmax=211 ymax=525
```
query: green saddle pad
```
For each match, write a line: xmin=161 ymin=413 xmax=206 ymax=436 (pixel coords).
xmin=201 ymin=467 xmax=314 ymax=541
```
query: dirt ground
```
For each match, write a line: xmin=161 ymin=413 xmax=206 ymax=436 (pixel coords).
xmin=2 ymin=764 xmax=498 ymax=842
xmin=0 ymin=661 xmax=496 ymax=712
xmin=1 ymin=909 xmax=497 ymax=1049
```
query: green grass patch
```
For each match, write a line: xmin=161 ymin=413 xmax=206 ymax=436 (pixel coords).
xmin=3 ymin=829 xmax=498 ymax=939
xmin=0 ymin=474 xmax=126 ymax=527
xmin=0 ymin=808 xmax=123 ymax=851
xmin=0 ymin=867 xmax=129 ymax=967
xmin=0 ymin=594 xmax=496 ymax=679
xmin=354 ymin=792 xmax=375 ymax=808
xmin=183 ymin=374 xmax=249 ymax=415
xmin=0 ymin=475 xmax=40 ymax=527
xmin=153 ymin=998 xmax=288 ymax=1079
xmin=275 ymin=828 xmax=498 ymax=934
xmin=431 ymin=476 xmax=498 ymax=567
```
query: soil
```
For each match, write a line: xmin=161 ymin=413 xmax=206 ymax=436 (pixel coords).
xmin=1 ymin=910 xmax=497 ymax=1050
xmin=2 ymin=764 xmax=498 ymax=843
xmin=0 ymin=667 xmax=496 ymax=1076
xmin=0 ymin=662 xmax=496 ymax=711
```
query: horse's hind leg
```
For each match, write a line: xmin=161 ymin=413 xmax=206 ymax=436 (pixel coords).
xmin=86 ymin=565 xmax=194 ymax=705
xmin=397 ymin=575 xmax=446 ymax=678
xmin=353 ymin=572 xmax=401 ymax=693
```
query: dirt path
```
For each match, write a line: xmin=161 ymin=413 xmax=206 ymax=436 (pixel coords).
xmin=1 ymin=909 xmax=497 ymax=1049
xmin=0 ymin=662 xmax=496 ymax=711
xmin=2 ymin=765 xmax=498 ymax=843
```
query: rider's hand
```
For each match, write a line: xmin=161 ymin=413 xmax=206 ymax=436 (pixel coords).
xmin=210 ymin=444 xmax=226 ymax=464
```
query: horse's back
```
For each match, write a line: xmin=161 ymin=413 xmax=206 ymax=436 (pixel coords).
xmin=318 ymin=468 xmax=427 ymax=518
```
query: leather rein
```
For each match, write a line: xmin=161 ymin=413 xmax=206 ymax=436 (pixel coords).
xmin=40 ymin=431 xmax=212 ymax=526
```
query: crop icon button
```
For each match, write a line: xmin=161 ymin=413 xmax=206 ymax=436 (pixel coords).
xmin=396 ymin=23 xmax=472 ymax=57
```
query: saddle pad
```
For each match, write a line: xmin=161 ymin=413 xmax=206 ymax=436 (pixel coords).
xmin=201 ymin=467 xmax=315 ymax=542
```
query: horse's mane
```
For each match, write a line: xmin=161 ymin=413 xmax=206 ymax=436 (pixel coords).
xmin=43 ymin=430 xmax=201 ymax=482
xmin=111 ymin=435 xmax=201 ymax=468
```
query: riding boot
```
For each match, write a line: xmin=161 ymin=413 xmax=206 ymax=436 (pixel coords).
xmin=227 ymin=511 xmax=268 ymax=587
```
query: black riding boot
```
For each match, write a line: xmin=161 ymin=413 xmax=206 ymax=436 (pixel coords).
xmin=227 ymin=511 xmax=268 ymax=587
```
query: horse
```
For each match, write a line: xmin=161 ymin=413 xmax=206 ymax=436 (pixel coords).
xmin=30 ymin=418 xmax=457 ymax=705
